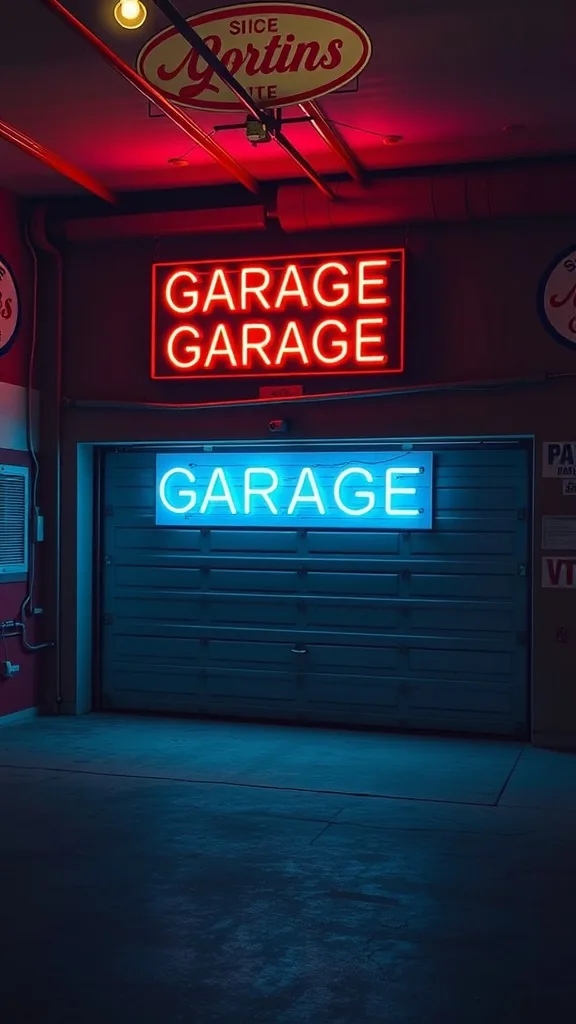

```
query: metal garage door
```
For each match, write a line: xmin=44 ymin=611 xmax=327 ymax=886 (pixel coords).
xmin=100 ymin=443 xmax=529 ymax=736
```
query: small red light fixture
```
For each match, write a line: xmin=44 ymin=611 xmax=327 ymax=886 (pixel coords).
xmin=382 ymin=135 xmax=403 ymax=146
xmin=167 ymin=157 xmax=190 ymax=168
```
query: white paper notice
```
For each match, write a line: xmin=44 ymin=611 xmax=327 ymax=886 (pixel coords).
xmin=542 ymin=516 xmax=576 ymax=550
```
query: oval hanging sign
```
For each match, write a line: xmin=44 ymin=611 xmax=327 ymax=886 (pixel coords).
xmin=538 ymin=245 xmax=576 ymax=350
xmin=0 ymin=255 xmax=20 ymax=358
xmin=136 ymin=2 xmax=372 ymax=112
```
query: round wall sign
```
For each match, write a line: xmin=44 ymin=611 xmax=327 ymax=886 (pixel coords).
xmin=0 ymin=255 xmax=20 ymax=358
xmin=537 ymin=245 xmax=576 ymax=350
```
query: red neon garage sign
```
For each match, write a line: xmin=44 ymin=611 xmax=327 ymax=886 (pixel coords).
xmin=151 ymin=249 xmax=405 ymax=380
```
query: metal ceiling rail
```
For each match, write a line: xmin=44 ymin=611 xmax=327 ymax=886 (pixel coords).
xmin=41 ymin=0 xmax=259 ymax=195
xmin=152 ymin=0 xmax=335 ymax=200
xmin=0 ymin=117 xmax=116 ymax=203
xmin=299 ymin=101 xmax=367 ymax=185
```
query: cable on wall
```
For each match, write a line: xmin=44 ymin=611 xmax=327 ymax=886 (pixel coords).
xmin=64 ymin=371 xmax=576 ymax=414
xmin=20 ymin=225 xmax=54 ymax=652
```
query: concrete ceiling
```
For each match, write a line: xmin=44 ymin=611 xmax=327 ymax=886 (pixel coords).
xmin=1 ymin=0 xmax=575 ymax=198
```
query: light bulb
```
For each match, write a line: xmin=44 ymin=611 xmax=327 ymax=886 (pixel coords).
xmin=114 ymin=0 xmax=147 ymax=29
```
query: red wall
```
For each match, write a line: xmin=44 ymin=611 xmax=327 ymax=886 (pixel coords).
xmin=62 ymin=219 xmax=576 ymax=403
xmin=0 ymin=188 xmax=38 ymax=718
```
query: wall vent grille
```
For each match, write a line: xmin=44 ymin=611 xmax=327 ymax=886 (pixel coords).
xmin=0 ymin=465 xmax=29 ymax=577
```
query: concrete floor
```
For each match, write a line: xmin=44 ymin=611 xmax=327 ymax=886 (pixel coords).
xmin=1 ymin=716 xmax=576 ymax=1023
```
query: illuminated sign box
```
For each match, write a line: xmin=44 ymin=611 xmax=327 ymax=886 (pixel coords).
xmin=156 ymin=450 xmax=433 ymax=530
xmin=151 ymin=249 xmax=405 ymax=380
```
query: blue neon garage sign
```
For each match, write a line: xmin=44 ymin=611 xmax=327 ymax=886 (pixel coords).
xmin=156 ymin=450 xmax=433 ymax=530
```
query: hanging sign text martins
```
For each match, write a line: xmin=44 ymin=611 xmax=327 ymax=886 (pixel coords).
xmin=137 ymin=2 xmax=372 ymax=111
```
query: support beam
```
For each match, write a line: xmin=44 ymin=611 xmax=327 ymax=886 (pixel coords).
xmin=152 ymin=0 xmax=335 ymax=200
xmin=0 ymin=118 xmax=116 ymax=203
xmin=299 ymin=101 xmax=367 ymax=185
xmin=41 ymin=0 xmax=259 ymax=195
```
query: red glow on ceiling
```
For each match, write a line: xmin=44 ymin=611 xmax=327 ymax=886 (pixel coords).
xmin=151 ymin=249 xmax=405 ymax=379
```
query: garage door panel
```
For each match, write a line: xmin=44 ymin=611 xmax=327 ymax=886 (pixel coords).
xmin=301 ymin=643 xmax=400 ymax=672
xmin=409 ymin=532 xmax=517 ymax=556
xmin=206 ymin=669 xmax=297 ymax=702
xmin=209 ymin=569 xmax=300 ymax=593
xmin=104 ymin=691 xmax=203 ymax=712
xmin=409 ymin=604 xmax=517 ymax=635
xmin=114 ymin=527 xmax=202 ymax=551
xmin=435 ymin=487 xmax=518 ymax=510
xmin=112 ymin=550 xmax=207 ymax=570
xmin=306 ymin=532 xmax=400 ymax=555
xmin=305 ymin=599 xmax=400 ymax=631
xmin=110 ymin=508 xmax=155 ymax=529
xmin=434 ymin=510 xmax=520 ymax=527
xmin=306 ymin=675 xmax=400 ymax=708
xmin=200 ymin=595 xmax=300 ymax=627
xmin=113 ymin=634 xmax=203 ymax=662
xmin=111 ymin=599 xmax=204 ymax=623
xmin=307 ymin=572 xmax=399 ymax=596
xmin=434 ymin=450 xmax=525 ymax=468
xmin=409 ymin=647 xmax=512 ymax=676
xmin=207 ymin=639 xmax=295 ymax=668
xmin=101 ymin=444 xmax=529 ymax=736
xmin=112 ymin=590 xmax=201 ymax=612
xmin=410 ymin=573 xmax=517 ymax=599
xmin=410 ymin=681 xmax=519 ymax=715
xmin=105 ymin=667 xmax=204 ymax=697
xmin=406 ymin=558 xmax=518 ymax=575
xmin=112 ymin=593 xmax=201 ymax=614
xmin=111 ymin=486 xmax=156 ymax=509
xmin=209 ymin=530 xmax=299 ymax=553
xmin=114 ymin=565 xmax=203 ymax=590
xmin=435 ymin=464 xmax=524 ymax=481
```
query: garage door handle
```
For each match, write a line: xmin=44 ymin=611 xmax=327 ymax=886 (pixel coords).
xmin=291 ymin=646 xmax=308 ymax=655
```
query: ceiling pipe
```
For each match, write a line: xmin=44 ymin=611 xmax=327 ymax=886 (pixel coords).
xmin=152 ymin=0 xmax=335 ymax=200
xmin=41 ymin=0 xmax=259 ymax=195
xmin=62 ymin=204 xmax=267 ymax=243
xmin=299 ymin=101 xmax=367 ymax=185
xmin=276 ymin=162 xmax=576 ymax=232
xmin=0 ymin=117 xmax=116 ymax=203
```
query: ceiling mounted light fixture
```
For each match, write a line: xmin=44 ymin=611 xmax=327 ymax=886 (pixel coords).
xmin=114 ymin=0 xmax=147 ymax=30
xmin=245 ymin=117 xmax=271 ymax=146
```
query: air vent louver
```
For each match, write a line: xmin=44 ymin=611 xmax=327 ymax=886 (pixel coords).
xmin=0 ymin=465 xmax=29 ymax=577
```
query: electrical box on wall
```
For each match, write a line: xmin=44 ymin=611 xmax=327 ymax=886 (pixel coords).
xmin=0 ymin=464 xmax=29 ymax=580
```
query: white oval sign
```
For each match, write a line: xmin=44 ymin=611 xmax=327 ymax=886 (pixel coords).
xmin=0 ymin=256 xmax=20 ymax=358
xmin=136 ymin=2 xmax=372 ymax=112
xmin=538 ymin=246 xmax=576 ymax=349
